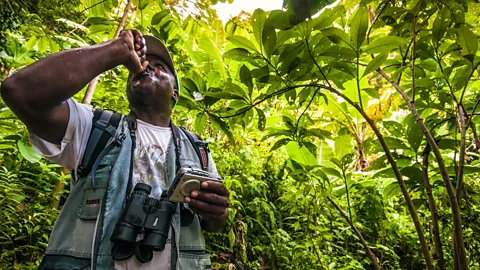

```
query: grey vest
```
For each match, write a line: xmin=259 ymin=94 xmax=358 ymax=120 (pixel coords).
xmin=39 ymin=116 xmax=211 ymax=270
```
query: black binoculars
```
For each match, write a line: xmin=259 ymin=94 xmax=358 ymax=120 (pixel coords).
xmin=111 ymin=183 xmax=175 ymax=263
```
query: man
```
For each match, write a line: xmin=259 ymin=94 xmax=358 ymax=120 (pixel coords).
xmin=1 ymin=30 xmax=229 ymax=270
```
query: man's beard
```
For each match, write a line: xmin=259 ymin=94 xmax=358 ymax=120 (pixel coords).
xmin=127 ymin=78 xmax=173 ymax=110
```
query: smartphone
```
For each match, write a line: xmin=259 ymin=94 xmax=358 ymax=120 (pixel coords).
xmin=167 ymin=168 xmax=222 ymax=203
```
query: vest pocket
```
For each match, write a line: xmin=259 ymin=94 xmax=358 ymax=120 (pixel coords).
xmin=77 ymin=165 xmax=112 ymax=220
xmin=178 ymin=251 xmax=211 ymax=270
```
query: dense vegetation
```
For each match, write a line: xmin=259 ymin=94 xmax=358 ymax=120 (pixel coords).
xmin=1 ymin=0 xmax=480 ymax=269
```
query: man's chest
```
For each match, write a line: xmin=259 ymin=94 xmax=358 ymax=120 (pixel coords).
xmin=131 ymin=126 xmax=172 ymax=198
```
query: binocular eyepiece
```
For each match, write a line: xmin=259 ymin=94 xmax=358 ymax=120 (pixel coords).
xmin=111 ymin=183 xmax=175 ymax=263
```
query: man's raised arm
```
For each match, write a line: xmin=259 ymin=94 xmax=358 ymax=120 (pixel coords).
xmin=0 ymin=30 xmax=147 ymax=144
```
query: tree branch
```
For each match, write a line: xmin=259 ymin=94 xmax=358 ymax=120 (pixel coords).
xmin=397 ymin=8 xmax=435 ymax=85
xmin=422 ymin=144 xmax=447 ymax=270
xmin=456 ymin=107 xmax=467 ymax=202
xmin=466 ymin=96 xmax=480 ymax=131
xmin=215 ymin=84 xmax=319 ymax=119
xmin=366 ymin=0 xmax=390 ymax=44
xmin=83 ymin=0 xmax=132 ymax=105
xmin=317 ymin=83 xmax=434 ymax=269
xmin=81 ymin=0 xmax=109 ymax=13
xmin=327 ymin=196 xmax=380 ymax=270
xmin=377 ymin=68 xmax=467 ymax=270
xmin=460 ymin=61 xmax=480 ymax=104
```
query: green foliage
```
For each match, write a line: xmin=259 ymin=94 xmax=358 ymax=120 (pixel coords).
xmin=2 ymin=0 xmax=480 ymax=269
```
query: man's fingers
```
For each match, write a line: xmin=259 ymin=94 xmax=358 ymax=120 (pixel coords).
xmin=131 ymin=29 xmax=142 ymax=41
xmin=188 ymin=206 xmax=217 ymax=221
xmin=187 ymin=198 xmax=226 ymax=216
xmin=141 ymin=60 xmax=149 ymax=71
xmin=190 ymin=190 xmax=229 ymax=207
xmin=201 ymin=181 xmax=229 ymax=197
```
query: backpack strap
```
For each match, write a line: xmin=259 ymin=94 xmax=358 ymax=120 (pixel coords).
xmin=76 ymin=109 xmax=122 ymax=179
xmin=179 ymin=127 xmax=210 ymax=171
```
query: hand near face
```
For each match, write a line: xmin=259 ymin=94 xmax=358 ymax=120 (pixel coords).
xmin=185 ymin=181 xmax=230 ymax=222
xmin=118 ymin=30 xmax=149 ymax=73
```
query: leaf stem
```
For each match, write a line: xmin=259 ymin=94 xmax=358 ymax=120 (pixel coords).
xmin=294 ymin=87 xmax=321 ymax=140
xmin=305 ymin=39 xmax=331 ymax=87
xmin=356 ymin=54 xmax=363 ymax=110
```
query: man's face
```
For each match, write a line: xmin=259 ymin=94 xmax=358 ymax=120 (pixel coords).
xmin=126 ymin=55 xmax=177 ymax=107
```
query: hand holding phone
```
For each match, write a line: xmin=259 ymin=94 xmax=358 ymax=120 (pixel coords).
xmin=167 ymin=168 xmax=222 ymax=203
xmin=185 ymin=180 xmax=230 ymax=223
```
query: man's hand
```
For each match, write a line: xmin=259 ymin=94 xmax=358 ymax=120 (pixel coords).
xmin=117 ymin=30 xmax=149 ymax=73
xmin=185 ymin=181 xmax=230 ymax=231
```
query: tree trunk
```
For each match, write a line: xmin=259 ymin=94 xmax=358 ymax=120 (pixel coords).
xmin=378 ymin=69 xmax=467 ymax=270
xmin=320 ymin=84 xmax=434 ymax=270
xmin=422 ymin=144 xmax=447 ymax=270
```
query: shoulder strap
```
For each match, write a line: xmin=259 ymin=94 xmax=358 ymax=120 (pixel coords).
xmin=178 ymin=126 xmax=209 ymax=171
xmin=76 ymin=109 xmax=122 ymax=179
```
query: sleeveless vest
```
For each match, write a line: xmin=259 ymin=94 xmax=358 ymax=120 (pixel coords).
xmin=39 ymin=116 xmax=212 ymax=270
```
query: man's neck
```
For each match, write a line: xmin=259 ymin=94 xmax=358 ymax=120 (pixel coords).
xmin=132 ymin=107 xmax=172 ymax=127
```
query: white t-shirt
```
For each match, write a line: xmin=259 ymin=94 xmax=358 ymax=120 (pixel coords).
xmin=29 ymin=99 xmax=217 ymax=270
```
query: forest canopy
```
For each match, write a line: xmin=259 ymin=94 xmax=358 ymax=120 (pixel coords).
xmin=1 ymin=0 xmax=480 ymax=269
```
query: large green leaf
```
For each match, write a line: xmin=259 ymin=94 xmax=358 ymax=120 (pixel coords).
xmin=405 ymin=114 xmax=422 ymax=153
xmin=363 ymin=36 xmax=407 ymax=54
xmin=210 ymin=115 xmax=234 ymax=143
xmin=252 ymin=9 xmax=266 ymax=49
xmin=224 ymin=82 xmax=249 ymax=101
xmin=18 ymin=141 xmax=42 ymax=163
xmin=38 ymin=36 xmax=48 ymax=53
xmin=26 ymin=36 xmax=38 ymax=50
xmin=151 ymin=11 xmax=170 ymax=25
xmin=224 ymin=48 xmax=259 ymax=61
xmin=262 ymin=19 xmax=277 ymax=59
xmin=334 ymin=132 xmax=352 ymax=159
xmin=349 ymin=4 xmax=368 ymax=51
xmin=312 ymin=5 xmax=344 ymax=30
xmin=432 ymin=7 xmax=451 ymax=48
xmin=286 ymin=141 xmax=317 ymax=166
xmin=319 ymin=46 xmax=356 ymax=60
xmin=256 ymin=108 xmax=266 ymax=131
xmin=328 ymin=61 xmax=356 ymax=77
xmin=227 ymin=35 xmax=258 ymax=52
xmin=456 ymin=24 xmax=478 ymax=60
xmin=240 ymin=65 xmax=254 ymax=97
xmin=194 ymin=112 xmax=207 ymax=134
xmin=363 ymin=53 xmax=387 ymax=77
xmin=199 ymin=35 xmax=226 ymax=81
xmin=271 ymin=138 xmax=291 ymax=151
xmin=322 ymin=27 xmax=351 ymax=48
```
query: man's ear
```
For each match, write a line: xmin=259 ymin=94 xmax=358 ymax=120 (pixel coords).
xmin=172 ymin=89 xmax=179 ymax=102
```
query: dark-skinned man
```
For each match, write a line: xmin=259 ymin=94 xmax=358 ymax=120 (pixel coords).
xmin=1 ymin=30 xmax=229 ymax=270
